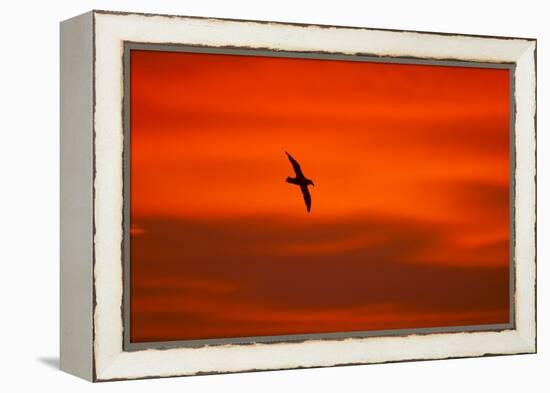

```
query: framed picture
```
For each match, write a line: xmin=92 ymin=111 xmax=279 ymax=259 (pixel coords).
xmin=60 ymin=10 xmax=537 ymax=382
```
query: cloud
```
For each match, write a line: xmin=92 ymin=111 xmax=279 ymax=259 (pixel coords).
xmin=130 ymin=215 xmax=510 ymax=342
xmin=130 ymin=225 xmax=146 ymax=235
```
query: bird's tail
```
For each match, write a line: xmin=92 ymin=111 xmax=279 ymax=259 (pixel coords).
xmin=286 ymin=177 xmax=300 ymax=185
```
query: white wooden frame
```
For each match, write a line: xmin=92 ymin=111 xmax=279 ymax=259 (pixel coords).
xmin=60 ymin=10 xmax=536 ymax=382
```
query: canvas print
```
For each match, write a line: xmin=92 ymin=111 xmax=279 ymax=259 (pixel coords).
xmin=127 ymin=47 xmax=512 ymax=344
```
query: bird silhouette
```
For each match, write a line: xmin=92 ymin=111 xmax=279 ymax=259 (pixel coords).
xmin=285 ymin=151 xmax=315 ymax=213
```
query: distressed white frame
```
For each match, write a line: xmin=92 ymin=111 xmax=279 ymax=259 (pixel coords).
xmin=61 ymin=10 xmax=536 ymax=382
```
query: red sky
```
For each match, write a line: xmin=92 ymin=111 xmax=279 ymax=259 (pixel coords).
xmin=129 ymin=49 xmax=511 ymax=342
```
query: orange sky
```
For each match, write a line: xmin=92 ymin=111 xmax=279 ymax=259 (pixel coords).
xmin=129 ymin=49 xmax=511 ymax=343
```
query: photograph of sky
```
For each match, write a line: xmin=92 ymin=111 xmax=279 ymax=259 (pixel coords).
xmin=129 ymin=49 xmax=511 ymax=343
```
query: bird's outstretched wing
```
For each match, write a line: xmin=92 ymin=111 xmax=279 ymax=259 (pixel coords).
xmin=285 ymin=151 xmax=304 ymax=177
xmin=300 ymin=185 xmax=312 ymax=212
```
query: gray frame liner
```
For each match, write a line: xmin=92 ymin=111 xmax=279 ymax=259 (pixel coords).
xmin=122 ymin=42 xmax=516 ymax=351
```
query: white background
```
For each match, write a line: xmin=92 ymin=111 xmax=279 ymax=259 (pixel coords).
xmin=0 ymin=0 xmax=546 ymax=391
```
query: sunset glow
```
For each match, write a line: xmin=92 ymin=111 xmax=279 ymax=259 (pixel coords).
xmin=129 ymin=49 xmax=510 ymax=342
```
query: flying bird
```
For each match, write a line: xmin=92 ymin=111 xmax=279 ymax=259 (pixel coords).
xmin=285 ymin=151 xmax=315 ymax=213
